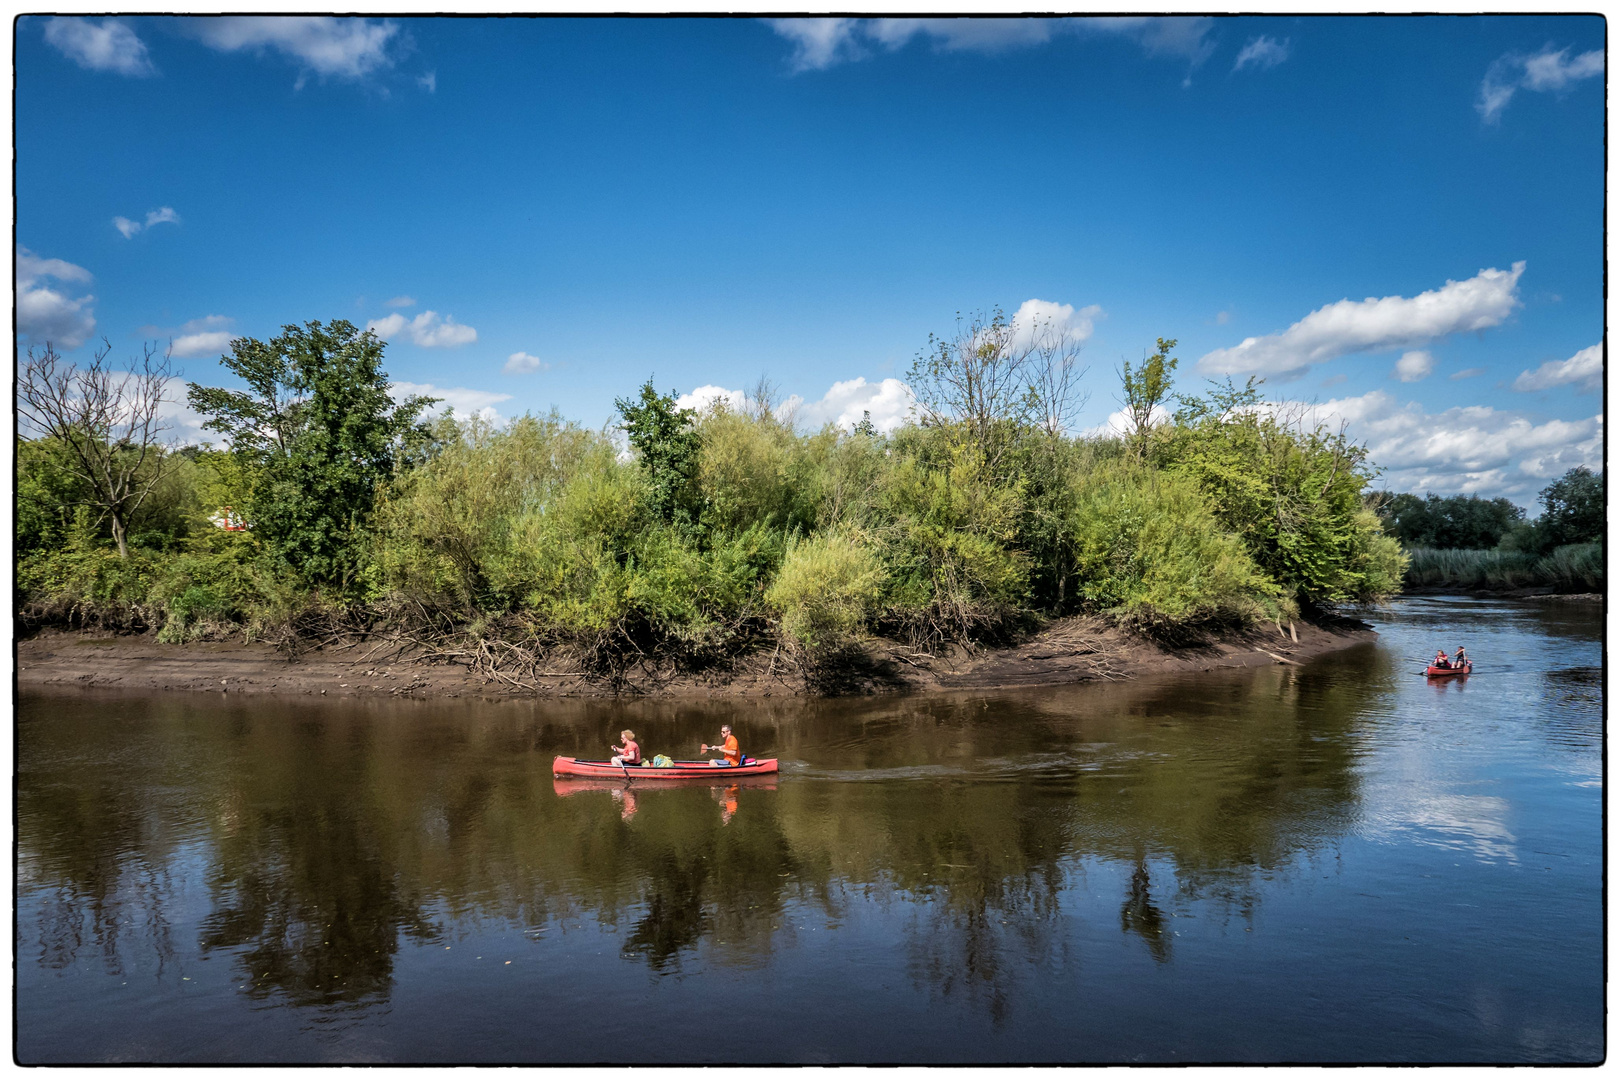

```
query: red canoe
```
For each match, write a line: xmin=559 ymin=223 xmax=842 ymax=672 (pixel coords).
xmin=552 ymin=755 xmax=779 ymax=779
xmin=1425 ymin=662 xmax=1472 ymax=677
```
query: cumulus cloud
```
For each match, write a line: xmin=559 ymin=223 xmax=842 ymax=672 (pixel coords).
xmin=190 ymin=16 xmax=399 ymax=84
xmin=1009 ymin=298 xmax=1103 ymax=351
xmin=766 ymin=16 xmax=1214 ymax=72
xmin=367 ymin=310 xmax=477 ymax=348
xmin=791 ymin=376 xmax=916 ymax=433
xmin=391 ymin=380 xmax=512 ymax=425
xmin=167 ymin=315 xmax=235 ymax=359
xmin=1084 ymin=402 xmax=1173 ymax=439
xmin=1198 ymin=263 xmax=1525 ymax=379
xmin=677 ymin=385 xmax=749 ymax=414
xmin=112 ymin=206 xmax=181 ymax=239
xmin=669 ymin=376 xmax=916 ymax=434
xmin=1512 ymin=344 xmax=1602 ymax=393
xmin=1393 ymin=350 xmax=1435 ymax=383
xmin=1284 ymin=389 xmax=1602 ymax=504
xmin=44 ymin=17 xmax=155 ymax=76
xmin=1478 ymin=45 xmax=1603 ymax=123
xmin=17 ymin=246 xmax=96 ymax=349
xmin=503 ymin=351 xmax=548 ymax=374
xmin=384 ymin=295 xmax=415 ymax=308
xmin=1233 ymin=35 xmax=1289 ymax=72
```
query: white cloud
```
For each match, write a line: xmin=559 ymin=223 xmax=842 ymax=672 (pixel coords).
xmin=765 ymin=18 xmax=863 ymax=72
xmin=1512 ymin=344 xmax=1602 ymax=394
xmin=191 ymin=16 xmax=399 ymax=83
xmin=1214 ymin=310 xmax=1232 ymax=325
xmin=503 ymin=351 xmax=548 ymax=375
xmin=366 ymin=310 xmax=477 ymax=348
xmin=792 ymin=376 xmax=916 ymax=433
xmin=384 ymin=295 xmax=415 ymax=308
xmin=766 ymin=16 xmax=1214 ymax=72
xmin=167 ymin=316 xmax=235 ymax=359
xmin=391 ymin=380 xmax=513 ymax=425
xmin=1450 ymin=367 xmax=1485 ymax=381
xmin=1084 ymin=402 xmax=1173 ymax=439
xmin=418 ymin=70 xmax=436 ymax=93
xmin=677 ymin=385 xmax=748 ymax=413
xmin=1393 ymin=350 xmax=1435 ymax=383
xmin=1233 ymin=35 xmax=1289 ymax=72
xmin=112 ymin=206 xmax=181 ymax=238
xmin=867 ymin=18 xmax=1058 ymax=53
xmin=17 ymin=246 xmax=96 ymax=348
xmin=44 ymin=17 xmax=155 ymax=76
xmin=1009 ymin=299 xmax=1102 ymax=352
xmin=1198 ymin=263 xmax=1525 ymax=378
xmin=1284 ymin=389 xmax=1602 ymax=504
xmin=1478 ymin=45 xmax=1603 ymax=123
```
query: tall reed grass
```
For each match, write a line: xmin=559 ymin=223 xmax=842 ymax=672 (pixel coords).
xmin=1403 ymin=543 xmax=1603 ymax=592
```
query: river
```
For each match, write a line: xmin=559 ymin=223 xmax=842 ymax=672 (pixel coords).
xmin=16 ymin=596 xmax=1603 ymax=1063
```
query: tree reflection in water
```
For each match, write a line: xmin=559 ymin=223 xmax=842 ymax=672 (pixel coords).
xmin=19 ymin=653 xmax=1391 ymax=1023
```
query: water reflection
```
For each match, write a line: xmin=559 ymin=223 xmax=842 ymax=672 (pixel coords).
xmin=18 ymin=657 xmax=1385 ymax=1014
xmin=17 ymin=602 xmax=1604 ymax=1061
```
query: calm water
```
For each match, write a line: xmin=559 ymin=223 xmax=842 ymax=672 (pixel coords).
xmin=16 ymin=597 xmax=1604 ymax=1063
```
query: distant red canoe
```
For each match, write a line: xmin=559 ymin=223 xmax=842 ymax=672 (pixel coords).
xmin=551 ymin=755 xmax=779 ymax=779
xmin=1425 ymin=662 xmax=1472 ymax=677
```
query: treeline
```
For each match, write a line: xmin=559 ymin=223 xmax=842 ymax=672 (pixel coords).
xmin=1377 ymin=470 xmax=1604 ymax=593
xmin=17 ymin=316 xmax=1405 ymax=681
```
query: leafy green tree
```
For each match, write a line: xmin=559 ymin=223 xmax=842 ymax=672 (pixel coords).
xmin=1537 ymin=466 xmax=1604 ymax=547
xmin=1159 ymin=389 xmax=1404 ymax=605
xmin=1379 ymin=492 xmax=1525 ymax=549
xmin=615 ymin=379 xmax=702 ymax=528
xmin=1120 ymin=338 xmax=1179 ymax=459
xmin=187 ymin=320 xmax=437 ymax=590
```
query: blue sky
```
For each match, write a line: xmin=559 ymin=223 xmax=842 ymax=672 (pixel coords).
xmin=17 ymin=15 xmax=1605 ymax=505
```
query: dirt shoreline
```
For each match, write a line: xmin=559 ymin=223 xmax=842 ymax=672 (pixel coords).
xmin=15 ymin=615 xmax=1376 ymax=702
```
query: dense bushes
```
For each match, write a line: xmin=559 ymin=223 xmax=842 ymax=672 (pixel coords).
xmin=18 ymin=316 xmax=1417 ymax=672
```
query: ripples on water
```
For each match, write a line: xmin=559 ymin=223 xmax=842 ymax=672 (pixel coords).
xmin=16 ymin=597 xmax=1603 ymax=1063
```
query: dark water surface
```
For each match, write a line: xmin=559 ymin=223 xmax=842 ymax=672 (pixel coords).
xmin=17 ymin=597 xmax=1603 ymax=1063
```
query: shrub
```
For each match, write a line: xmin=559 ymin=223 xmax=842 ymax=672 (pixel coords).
xmin=766 ymin=529 xmax=887 ymax=653
xmin=1066 ymin=466 xmax=1287 ymax=633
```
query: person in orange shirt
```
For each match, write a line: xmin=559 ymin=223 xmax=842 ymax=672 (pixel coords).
xmin=703 ymin=725 xmax=740 ymax=767
xmin=610 ymin=729 xmax=641 ymax=767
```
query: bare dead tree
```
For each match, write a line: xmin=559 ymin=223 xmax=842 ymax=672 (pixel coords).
xmin=1027 ymin=315 xmax=1090 ymax=438
xmin=908 ymin=307 xmax=1093 ymax=465
xmin=18 ymin=339 xmax=177 ymax=558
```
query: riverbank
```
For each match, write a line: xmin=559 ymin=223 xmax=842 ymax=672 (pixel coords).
xmin=15 ymin=615 xmax=1374 ymax=701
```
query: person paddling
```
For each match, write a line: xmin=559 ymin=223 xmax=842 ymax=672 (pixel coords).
xmin=1433 ymin=649 xmax=1451 ymax=670
xmin=1453 ymin=645 xmax=1468 ymax=669
xmin=702 ymin=725 xmax=741 ymax=767
xmin=611 ymin=729 xmax=642 ymax=767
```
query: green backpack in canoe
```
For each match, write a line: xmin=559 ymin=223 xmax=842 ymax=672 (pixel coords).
xmin=650 ymin=754 xmax=674 ymax=768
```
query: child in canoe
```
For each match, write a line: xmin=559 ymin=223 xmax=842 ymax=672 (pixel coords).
xmin=611 ymin=730 xmax=642 ymax=767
